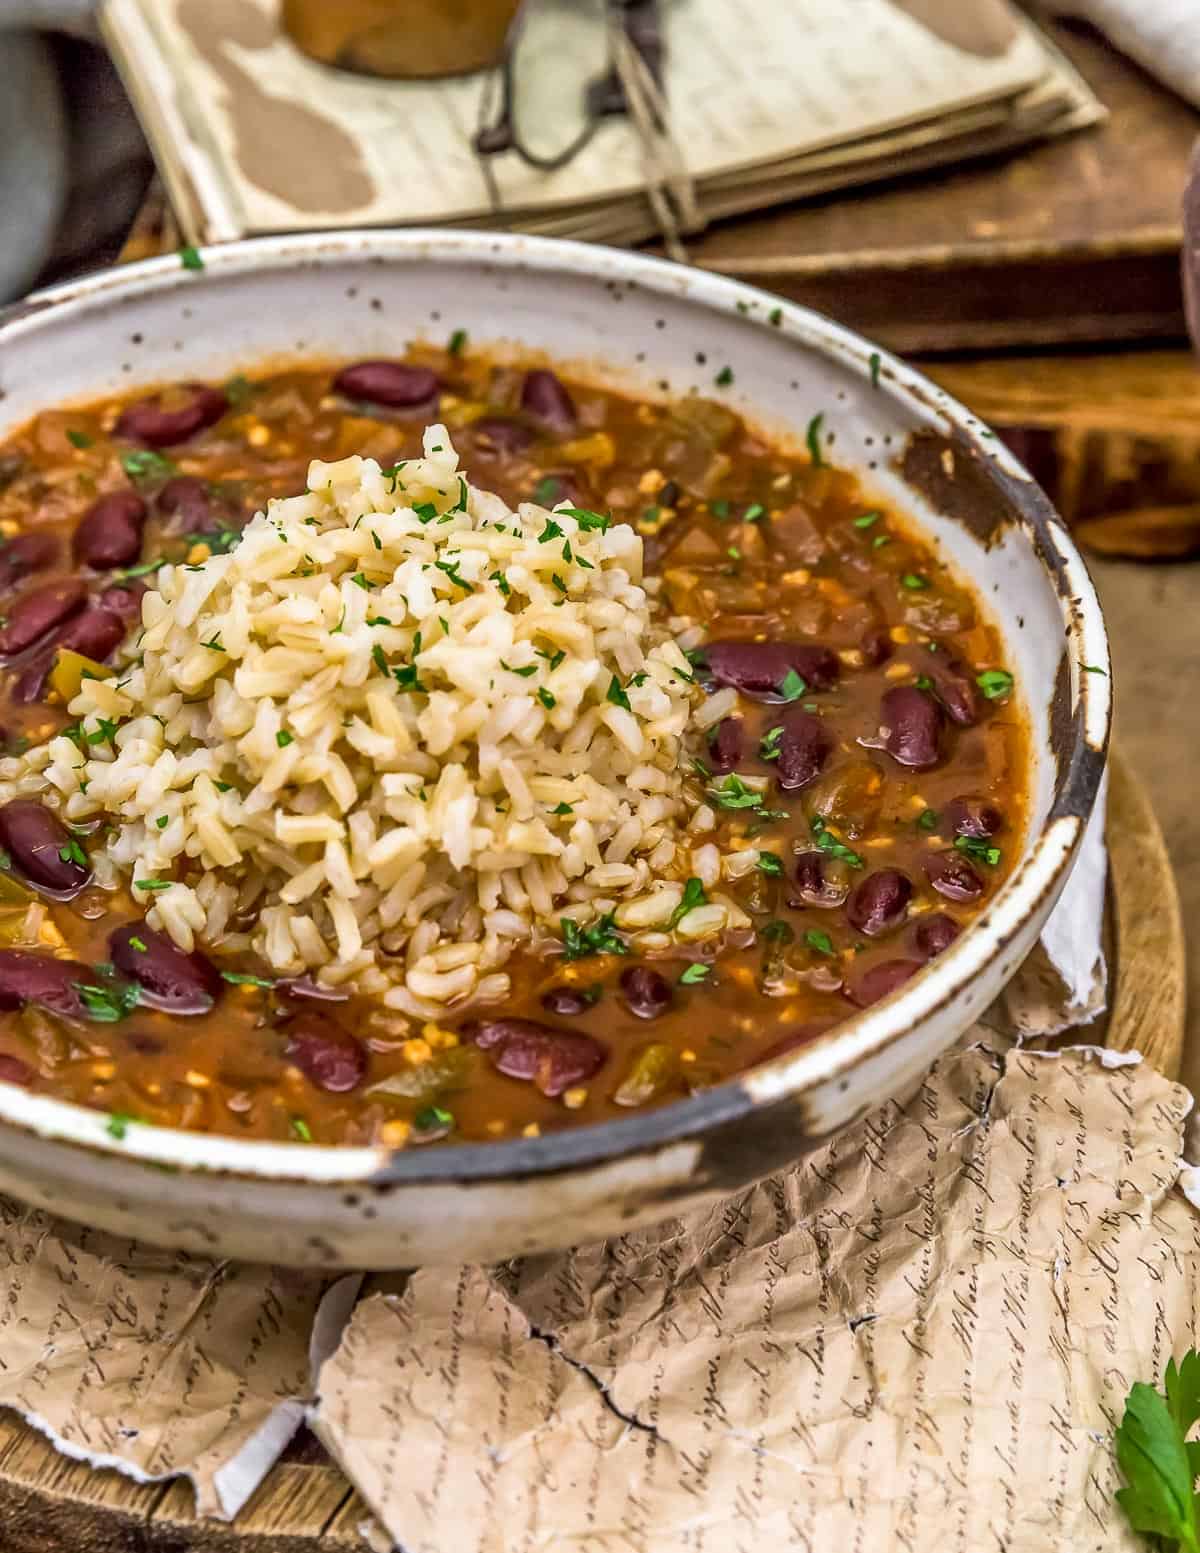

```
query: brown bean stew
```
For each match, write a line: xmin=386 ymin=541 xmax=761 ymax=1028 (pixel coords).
xmin=0 ymin=345 xmax=1025 ymax=1146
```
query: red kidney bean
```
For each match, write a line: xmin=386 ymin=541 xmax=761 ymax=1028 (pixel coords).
xmin=115 ymin=385 xmax=228 ymax=447
xmin=943 ymin=796 xmax=1003 ymax=840
xmin=110 ymin=922 xmax=221 ymax=1015
xmin=473 ymin=417 xmax=535 ymax=456
xmin=0 ymin=579 xmax=87 ymax=655
xmin=859 ymin=624 xmax=893 ymax=667
xmin=333 ymin=361 xmax=439 ymax=409
xmin=928 ymin=657 xmax=981 ymax=727
xmin=0 ymin=950 xmax=94 ymax=1020
xmin=790 ymin=850 xmax=849 ymax=908
xmin=776 ymin=708 xmax=832 ymax=791
xmin=73 ymin=491 xmax=147 ymax=569
xmin=540 ymin=986 xmax=593 ymax=1017
xmin=467 ymin=1017 xmax=607 ymax=1097
xmin=97 ymin=583 xmax=146 ymax=622
xmin=156 ymin=476 xmax=214 ymax=528
xmin=846 ymin=870 xmax=913 ymax=937
xmin=925 ymin=852 xmax=984 ymax=903
xmin=619 ymin=964 xmax=673 ymax=1019
xmin=0 ymin=799 xmax=90 ymax=895
xmin=706 ymin=716 xmax=743 ymax=774
xmin=912 ymin=913 xmax=961 ymax=960
xmin=878 ymin=685 xmax=942 ymax=770
xmin=847 ymin=958 xmax=924 ymax=1008
xmin=758 ymin=1020 xmax=839 ymax=1063
xmin=14 ymin=603 xmax=128 ymax=703
xmin=0 ymin=1052 xmax=32 ymax=1087
xmin=0 ymin=533 xmax=58 ymax=591
xmin=520 ymin=369 xmax=578 ymax=433
xmin=701 ymin=640 xmax=839 ymax=699
xmin=284 ymin=1015 xmax=367 ymax=1093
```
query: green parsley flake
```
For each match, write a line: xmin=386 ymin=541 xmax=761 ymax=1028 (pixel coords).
xmin=1082 ymin=663 xmax=1107 ymax=676
xmin=552 ymin=801 xmax=573 ymax=815
xmin=533 ymin=476 xmax=561 ymax=505
xmin=76 ymin=979 xmax=140 ymax=1023
xmin=869 ymin=351 xmax=882 ymax=389
xmin=955 ymin=835 xmax=1002 ymax=867
xmin=538 ymin=519 xmax=564 ymax=543
xmin=715 ymin=366 xmax=734 ymax=387
xmin=502 ymin=661 xmax=537 ymax=677
xmin=769 ymin=307 xmax=783 ymax=326
xmin=917 ymin=808 xmax=939 ymax=832
xmin=179 ymin=245 xmax=204 ymax=271
xmin=606 ymin=675 xmax=631 ymax=711
xmin=275 ymin=730 xmax=294 ymax=748
xmin=710 ymin=499 xmax=731 ymax=520
xmin=415 ymin=1105 xmax=455 ymax=1132
xmin=804 ymin=930 xmax=835 ymax=957
xmin=669 ymin=877 xmax=708 ymax=929
xmin=743 ymin=503 xmax=766 ymax=523
xmin=447 ymin=328 xmax=468 ymax=355
xmin=853 ymin=510 xmax=881 ymax=529
xmin=128 ymin=936 xmax=148 ymax=953
xmin=778 ymin=668 xmax=807 ymax=701
xmin=67 ymin=429 xmax=93 ymax=449
xmin=806 ymin=412 xmax=826 ymax=468
xmin=538 ymin=688 xmax=557 ymax=710
xmin=811 ymin=815 xmax=864 ymax=868
xmin=680 ymin=963 xmax=711 ymax=985
xmin=106 ymin=1112 xmax=137 ymax=1141
xmin=121 ymin=449 xmax=177 ymax=484
xmin=290 ymin=1116 xmax=314 ymax=1142
xmin=757 ymin=852 xmax=784 ymax=876
xmin=559 ymin=506 xmax=611 ymax=532
xmin=134 ymin=878 xmax=172 ymax=892
xmin=976 ymin=668 xmax=1014 ymax=700
xmin=760 ymin=725 xmax=784 ymax=761
xmin=901 ymin=574 xmax=928 ymax=590
xmin=560 ymin=912 xmax=628 ymax=961
xmin=550 ymin=573 xmax=568 ymax=594
xmin=221 ymin=970 xmax=276 ymax=989
xmin=58 ymin=838 xmax=87 ymax=866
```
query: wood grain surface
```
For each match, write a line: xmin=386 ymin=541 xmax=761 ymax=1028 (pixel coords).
xmin=0 ymin=751 xmax=1178 ymax=1552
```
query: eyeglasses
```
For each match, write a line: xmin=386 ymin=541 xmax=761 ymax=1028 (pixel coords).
xmin=474 ymin=0 xmax=665 ymax=173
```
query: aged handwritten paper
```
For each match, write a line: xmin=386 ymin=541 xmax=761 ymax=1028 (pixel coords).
xmin=312 ymin=1047 xmax=1195 ymax=1552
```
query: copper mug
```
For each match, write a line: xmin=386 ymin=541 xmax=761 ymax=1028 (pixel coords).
xmin=282 ymin=0 xmax=523 ymax=80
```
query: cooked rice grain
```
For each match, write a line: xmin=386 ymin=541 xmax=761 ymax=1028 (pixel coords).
xmin=2 ymin=429 xmax=726 ymax=1012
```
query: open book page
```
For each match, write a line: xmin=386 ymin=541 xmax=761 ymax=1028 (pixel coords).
xmin=102 ymin=0 xmax=1064 ymax=241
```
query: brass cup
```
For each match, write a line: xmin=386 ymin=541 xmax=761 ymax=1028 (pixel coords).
xmin=282 ymin=0 xmax=522 ymax=80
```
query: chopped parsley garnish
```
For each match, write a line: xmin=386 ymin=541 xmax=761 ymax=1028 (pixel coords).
xmin=811 ymin=815 xmax=864 ymax=868
xmin=221 ymin=970 xmax=276 ymax=989
xmin=538 ymin=519 xmax=564 ymax=543
xmin=761 ymin=919 xmax=794 ymax=943
xmin=670 ymin=877 xmax=708 ymax=929
xmin=550 ymin=573 xmax=568 ymax=594
xmin=769 ymin=306 xmax=783 ymax=326
xmin=955 ymin=835 xmax=1001 ymax=866
xmin=1082 ymin=663 xmax=1107 ymax=676
xmin=872 ymin=534 xmax=891 ymax=550
xmin=489 ymin=570 xmax=511 ymax=597
xmin=414 ymin=501 xmax=438 ymax=524
xmin=853 ymin=510 xmax=881 ymax=529
xmin=804 ymin=930 xmax=835 ymax=957
xmin=976 ymin=668 xmax=1014 ymax=700
xmin=715 ymin=366 xmax=734 ymax=387
xmin=113 ymin=557 xmax=168 ymax=581
xmin=680 ymin=963 xmax=711 ymax=985
xmin=350 ymin=572 xmax=372 ymax=590
xmin=275 ymin=730 xmax=294 ymax=748
xmin=707 ymin=774 xmax=772 ymax=812
xmin=743 ymin=503 xmax=766 ymax=524
xmin=501 ymin=661 xmax=537 ymax=677
xmin=155 ymin=815 xmax=169 ymax=830
xmin=559 ymin=506 xmax=611 ymax=532
xmin=201 ymin=635 xmax=225 ymax=652
xmin=869 ymin=351 xmax=882 ymax=389
xmin=757 ymin=852 xmax=784 ymax=875
xmin=76 ymin=979 xmax=140 ymax=1022
xmin=86 ymin=717 xmax=121 ymax=746
xmin=901 ymin=573 xmax=928 ymax=590
xmin=67 ymin=429 xmax=93 ymax=449
xmin=538 ymin=688 xmax=557 ymax=710
xmin=606 ymin=675 xmax=631 ymax=710
xmin=917 ymin=808 xmax=939 ymax=832
xmin=121 ymin=449 xmax=177 ymax=484
xmin=134 ymin=878 xmax=172 ymax=891
xmin=178 ymin=244 xmax=204 ymax=271
xmin=435 ymin=557 xmax=472 ymax=592
xmin=536 ymin=647 xmax=566 ymax=671
xmin=806 ymin=412 xmax=825 ymax=468
xmin=214 ymin=781 xmax=233 ymax=792
xmin=58 ymin=838 xmax=87 ymax=866
xmin=415 ymin=1105 xmax=455 ymax=1132
xmin=551 ymin=800 xmax=573 ymax=815
xmin=533 ymin=476 xmax=561 ymax=505
xmin=710 ymin=499 xmax=731 ymax=520
xmin=560 ymin=912 xmax=628 ymax=960
xmin=778 ymin=669 xmax=807 ymax=701
xmin=128 ymin=936 xmax=148 ymax=953
xmin=760 ymin=725 xmax=784 ymax=761
xmin=224 ymin=373 xmax=254 ymax=406
xmin=290 ymin=1116 xmax=314 ymax=1143
xmin=106 ymin=1111 xmax=138 ymax=1141
xmin=447 ymin=328 xmax=468 ymax=355
xmin=915 ymin=675 xmax=934 ymax=691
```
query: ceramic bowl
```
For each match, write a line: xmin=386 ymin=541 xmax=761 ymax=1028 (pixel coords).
xmin=0 ymin=231 xmax=1110 ymax=1267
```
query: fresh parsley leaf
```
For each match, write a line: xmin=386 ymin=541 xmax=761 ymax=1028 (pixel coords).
xmin=853 ymin=510 xmax=881 ymax=529
xmin=134 ymin=878 xmax=172 ymax=892
xmin=778 ymin=668 xmax=807 ymax=702
xmin=58 ymin=838 xmax=87 ymax=866
xmin=804 ymin=929 xmax=835 ymax=957
xmin=869 ymin=351 xmax=882 ymax=389
xmin=715 ymin=366 xmax=734 ymax=387
xmin=1082 ymin=663 xmax=1108 ymax=676
xmin=955 ymin=836 xmax=1001 ymax=866
xmin=113 ymin=557 xmax=168 ymax=581
xmin=558 ymin=506 xmax=611 ymax=532
xmin=290 ymin=1116 xmax=314 ymax=1142
xmin=680 ymin=963 xmax=711 ymax=985
xmin=538 ymin=688 xmax=557 ymax=710
xmin=811 ymin=815 xmax=864 ymax=868
xmin=447 ymin=328 xmax=468 ymax=355
xmin=106 ymin=1111 xmax=138 ymax=1141
xmin=551 ymin=800 xmax=573 ymax=815
xmin=976 ymin=668 xmax=1014 ymax=700
xmin=743 ymin=503 xmax=766 ymax=524
xmin=75 ymin=978 xmax=140 ymax=1022
xmin=415 ymin=1105 xmax=455 ymax=1131
xmin=1115 ymin=1353 xmax=1200 ymax=1552
xmin=757 ymin=852 xmax=783 ymax=875
xmin=501 ymin=660 xmax=537 ymax=678
xmin=806 ymin=412 xmax=825 ymax=468
xmin=178 ymin=244 xmax=204 ymax=271
xmin=901 ymin=573 xmax=928 ymax=591
xmin=221 ymin=970 xmax=276 ymax=989
xmin=128 ymin=935 xmax=148 ymax=953
xmin=606 ymin=674 xmax=631 ymax=711
xmin=760 ymin=725 xmax=784 ymax=761
xmin=669 ymin=877 xmax=708 ymax=929
xmin=560 ymin=912 xmax=628 ymax=961
xmin=917 ymin=808 xmax=939 ymax=832
xmin=769 ymin=306 xmax=783 ymax=326
xmin=121 ymin=449 xmax=177 ymax=484
xmin=538 ymin=518 xmax=564 ymax=543
xmin=707 ymin=774 xmax=768 ymax=811
xmin=275 ymin=730 xmax=293 ymax=748
xmin=67 ymin=429 xmax=93 ymax=449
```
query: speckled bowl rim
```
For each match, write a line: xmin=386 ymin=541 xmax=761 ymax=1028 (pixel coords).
xmin=0 ymin=229 xmax=1111 ymax=1187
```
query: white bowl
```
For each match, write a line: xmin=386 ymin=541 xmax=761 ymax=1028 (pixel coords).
xmin=0 ymin=231 xmax=1110 ymax=1266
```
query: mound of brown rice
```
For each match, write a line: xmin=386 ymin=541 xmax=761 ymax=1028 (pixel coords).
xmin=0 ymin=428 xmax=751 ymax=1016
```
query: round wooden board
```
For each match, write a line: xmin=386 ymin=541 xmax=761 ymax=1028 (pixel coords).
xmin=0 ymin=749 xmax=1185 ymax=1553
